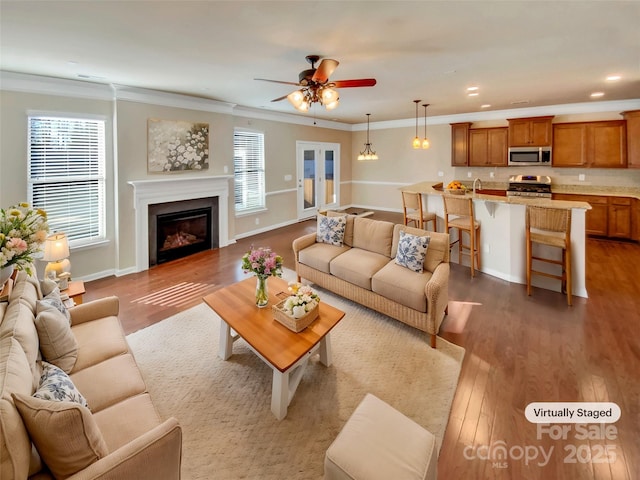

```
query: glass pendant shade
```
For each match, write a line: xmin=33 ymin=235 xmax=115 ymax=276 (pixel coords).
xmin=412 ymin=136 xmax=421 ymax=149
xmin=422 ymin=138 xmax=430 ymax=149
xmin=287 ymin=90 xmax=305 ymax=108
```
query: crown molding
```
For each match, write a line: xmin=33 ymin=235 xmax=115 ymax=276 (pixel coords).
xmin=112 ymin=84 xmax=236 ymax=114
xmin=232 ymin=105 xmax=351 ymax=131
xmin=0 ymin=70 xmax=113 ymax=101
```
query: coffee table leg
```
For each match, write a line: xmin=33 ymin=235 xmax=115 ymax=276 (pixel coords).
xmin=219 ymin=319 xmax=233 ymax=360
xmin=271 ymin=370 xmax=289 ymax=420
xmin=319 ymin=333 xmax=332 ymax=367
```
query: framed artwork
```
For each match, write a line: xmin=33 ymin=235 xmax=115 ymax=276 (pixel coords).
xmin=147 ymin=119 xmax=209 ymax=172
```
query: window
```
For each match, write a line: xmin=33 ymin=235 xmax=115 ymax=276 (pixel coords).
xmin=233 ymin=129 xmax=265 ymax=213
xmin=28 ymin=115 xmax=106 ymax=246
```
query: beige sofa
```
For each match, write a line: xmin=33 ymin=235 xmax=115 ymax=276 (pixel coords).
xmin=293 ymin=214 xmax=450 ymax=348
xmin=0 ymin=270 xmax=182 ymax=479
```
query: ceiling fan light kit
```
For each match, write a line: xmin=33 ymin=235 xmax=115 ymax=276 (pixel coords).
xmin=358 ymin=113 xmax=378 ymax=161
xmin=257 ymin=55 xmax=376 ymax=113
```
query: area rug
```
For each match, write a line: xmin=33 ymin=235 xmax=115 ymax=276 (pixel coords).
xmin=127 ymin=286 xmax=465 ymax=480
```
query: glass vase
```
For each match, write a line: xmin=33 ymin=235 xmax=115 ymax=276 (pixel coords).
xmin=255 ymin=274 xmax=269 ymax=308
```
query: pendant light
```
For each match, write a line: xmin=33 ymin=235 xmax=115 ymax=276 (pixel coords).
xmin=358 ymin=113 xmax=378 ymax=161
xmin=422 ymin=103 xmax=431 ymax=149
xmin=412 ymin=100 xmax=421 ymax=149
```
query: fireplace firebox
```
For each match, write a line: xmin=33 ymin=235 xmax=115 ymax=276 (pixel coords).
xmin=148 ymin=197 xmax=218 ymax=266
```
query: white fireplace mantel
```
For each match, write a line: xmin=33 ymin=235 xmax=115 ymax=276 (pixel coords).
xmin=129 ymin=176 xmax=231 ymax=272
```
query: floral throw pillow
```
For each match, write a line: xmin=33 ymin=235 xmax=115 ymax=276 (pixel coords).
xmin=33 ymin=361 xmax=90 ymax=409
xmin=395 ymin=230 xmax=430 ymax=273
xmin=317 ymin=214 xmax=346 ymax=246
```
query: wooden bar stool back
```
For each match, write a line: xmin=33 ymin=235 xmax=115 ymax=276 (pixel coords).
xmin=526 ymin=205 xmax=572 ymax=306
xmin=402 ymin=190 xmax=437 ymax=231
xmin=443 ymin=194 xmax=481 ymax=277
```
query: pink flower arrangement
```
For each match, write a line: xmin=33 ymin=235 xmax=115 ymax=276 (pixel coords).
xmin=1 ymin=202 xmax=49 ymax=274
xmin=241 ymin=247 xmax=283 ymax=278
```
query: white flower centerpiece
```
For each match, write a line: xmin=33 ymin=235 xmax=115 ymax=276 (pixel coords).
xmin=273 ymin=282 xmax=321 ymax=332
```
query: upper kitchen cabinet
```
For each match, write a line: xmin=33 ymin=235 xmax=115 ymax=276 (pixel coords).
xmin=469 ymin=127 xmax=508 ymax=166
xmin=507 ymin=116 xmax=554 ymax=146
xmin=622 ymin=110 xmax=640 ymax=168
xmin=451 ymin=122 xmax=471 ymax=166
xmin=553 ymin=120 xmax=626 ymax=168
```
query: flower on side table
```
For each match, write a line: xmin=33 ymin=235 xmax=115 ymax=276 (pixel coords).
xmin=1 ymin=203 xmax=49 ymax=276
xmin=283 ymin=282 xmax=320 ymax=319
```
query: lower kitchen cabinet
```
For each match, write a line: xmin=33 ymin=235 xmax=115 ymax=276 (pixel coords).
xmin=553 ymin=193 xmax=635 ymax=239
xmin=608 ymin=197 xmax=632 ymax=239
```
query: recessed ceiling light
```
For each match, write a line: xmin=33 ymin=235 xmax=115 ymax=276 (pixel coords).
xmin=606 ymin=75 xmax=621 ymax=81
xmin=466 ymin=86 xmax=479 ymax=92
xmin=590 ymin=92 xmax=605 ymax=98
xmin=481 ymin=104 xmax=491 ymax=109
xmin=468 ymin=92 xmax=479 ymax=97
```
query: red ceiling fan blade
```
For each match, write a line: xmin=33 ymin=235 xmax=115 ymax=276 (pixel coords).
xmin=270 ymin=94 xmax=291 ymax=102
xmin=312 ymin=59 xmax=339 ymax=83
xmin=255 ymin=78 xmax=301 ymax=86
xmin=332 ymin=79 xmax=377 ymax=88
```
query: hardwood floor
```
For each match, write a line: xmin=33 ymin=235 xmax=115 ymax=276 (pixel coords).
xmin=85 ymin=213 xmax=640 ymax=480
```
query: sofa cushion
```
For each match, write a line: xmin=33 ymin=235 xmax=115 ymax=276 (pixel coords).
xmin=395 ymin=230 xmax=430 ymax=273
xmin=12 ymin=393 xmax=109 ymax=480
xmin=34 ymin=303 xmax=78 ymax=373
xmin=330 ymin=249 xmax=391 ymax=290
xmin=34 ymin=361 xmax=89 ymax=409
xmin=298 ymin=242 xmax=351 ymax=274
xmin=93 ymin=393 xmax=162 ymax=452
xmin=70 ymin=354 xmax=147 ymax=413
xmin=352 ymin=217 xmax=394 ymax=257
xmin=70 ymin=316 xmax=129 ymax=372
xmin=0 ymin=337 xmax=35 ymax=480
xmin=372 ymin=261 xmax=432 ymax=312
xmin=392 ymin=225 xmax=449 ymax=273
xmin=8 ymin=270 xmax=41 ymax=313
xmin=317 ymin=213 xmax=347 ymax=246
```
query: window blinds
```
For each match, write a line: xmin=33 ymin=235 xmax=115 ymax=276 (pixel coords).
xmin=28 ymin=116 xmax=106 ymax=245
xmin=233 ymin=130 xmax=265 ymax=213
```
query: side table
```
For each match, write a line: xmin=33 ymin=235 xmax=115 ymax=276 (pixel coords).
xmin=63 ymin=280 xmax=86 ymax=306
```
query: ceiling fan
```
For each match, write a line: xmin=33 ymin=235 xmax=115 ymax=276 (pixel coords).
xmin=255 ymin=55 xmax=376 ymax=112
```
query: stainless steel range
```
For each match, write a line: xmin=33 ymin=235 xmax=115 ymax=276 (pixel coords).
xmin=506 ymin=175 xmax=552 ymax=198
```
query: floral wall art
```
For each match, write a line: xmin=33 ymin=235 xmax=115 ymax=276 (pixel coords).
xmin=147 ymin=119 xmax=209 ymax=172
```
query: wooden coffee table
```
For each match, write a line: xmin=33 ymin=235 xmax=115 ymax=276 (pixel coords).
xmin=203 ymin=276 xmax=344 ymax=420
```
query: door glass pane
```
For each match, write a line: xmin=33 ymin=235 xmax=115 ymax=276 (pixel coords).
xmin=303 ymin=149 xmax=316 ymax=209
xmin=324 ymin=150 xmax=335 ymax=205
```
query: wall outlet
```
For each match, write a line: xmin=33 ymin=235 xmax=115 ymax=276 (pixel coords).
xmin=284 ymin=174 xmax=292 ymax=181
xmin=490 ymin=171 xmax=495 ymax=178
xmin=255 ymin=217 xmax=259 ymax=225
xmin=467 ymin=171 xmax=472 ymax=178
xmin=438 ymin=171 xmax=444 ymax=177
xmin=223 ymin=165 xmax=228 ymax=173
xmin=578 ymin=174 xmax=585 ymax=181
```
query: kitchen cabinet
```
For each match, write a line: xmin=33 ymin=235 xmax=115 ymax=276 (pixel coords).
xmin=633 ymin=199 xmax=640 ymax=241
xmin=622 ymin=110 xmax=640 ymax=168
xmin=608 ymin=197 xmax=632 ymax=239
xmin=553 ymin=193 xmax=635 ymax=239
xmin=507 ymin=116 xmax=553 ymax=146
xmin=451 ymin=122 xmax=471 ymax=166
xmin=469 ymin=127 xmax=508 ymax=166
xmin=552 ymin=121 xmax=627 ymax=168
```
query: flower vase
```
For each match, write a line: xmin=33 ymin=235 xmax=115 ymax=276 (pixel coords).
xmin=255 ymin=275 xmax=269 ymax=308
xmin=1 ymin=264 xmax=15 ymax=287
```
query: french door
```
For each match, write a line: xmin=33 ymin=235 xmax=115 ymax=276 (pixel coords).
xmin=296 ymin=141 xmax=340 ymax=219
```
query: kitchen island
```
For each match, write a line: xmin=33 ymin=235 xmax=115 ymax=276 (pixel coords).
xmin=403 ymin=181 xmax=592 ymax=298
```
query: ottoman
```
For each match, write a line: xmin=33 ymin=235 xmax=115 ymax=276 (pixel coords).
xmin=324 ymin=393 xmax=437 ymax=480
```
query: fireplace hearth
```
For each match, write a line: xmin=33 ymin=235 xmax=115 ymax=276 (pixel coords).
xmin=148 ymin=197 xmax=218 ymax=266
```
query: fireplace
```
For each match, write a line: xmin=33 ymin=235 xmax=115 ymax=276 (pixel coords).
xmin=148 ymin=197 xmax=218 ymax=266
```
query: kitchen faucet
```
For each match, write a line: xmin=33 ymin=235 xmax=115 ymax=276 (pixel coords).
xmin=473 ymin=178 xmax=483 ymax=195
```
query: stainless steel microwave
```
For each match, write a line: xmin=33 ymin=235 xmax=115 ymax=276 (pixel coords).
xmin=508 ymin=146 xmax=552 ymax=166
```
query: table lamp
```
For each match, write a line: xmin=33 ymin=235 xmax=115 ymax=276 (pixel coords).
xmin=43 ymin=233 xmax=71 ymax=279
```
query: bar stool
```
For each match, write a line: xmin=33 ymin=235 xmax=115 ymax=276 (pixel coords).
xmin=401 ymin=190 xmax=437 ymax=231
xmin=526 ymin=205 xmax=572 ymax=306
xmin=443 ymin=194 xmax=481 ymax=277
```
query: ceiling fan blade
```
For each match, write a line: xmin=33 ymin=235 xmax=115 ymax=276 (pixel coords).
xmin=270 ymin=94 xmax=290 ymax=102
xmin=311 ymin=59 xmax=339 ymax=83
xmin=332 ymin=78 xmax=377 ymax=88
xmin=255 ymin=78 xmax=301 ymax=86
